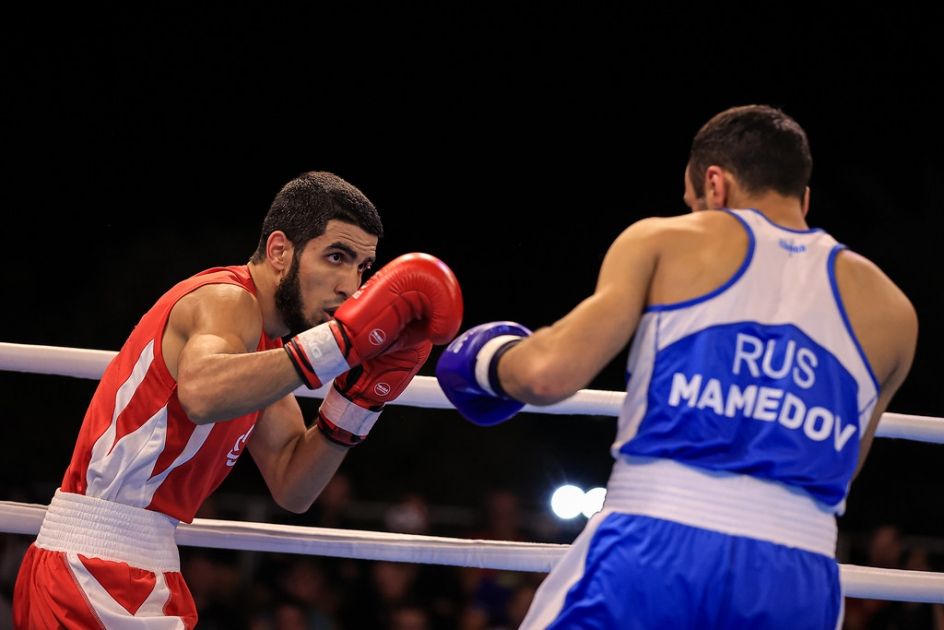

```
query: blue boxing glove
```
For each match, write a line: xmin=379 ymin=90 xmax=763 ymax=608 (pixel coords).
xmin=435 ymin=321 xmax=532 ymax=426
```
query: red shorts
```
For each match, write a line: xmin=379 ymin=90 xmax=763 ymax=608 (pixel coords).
xmin=14 ymin=544 xmax=198 ymax=629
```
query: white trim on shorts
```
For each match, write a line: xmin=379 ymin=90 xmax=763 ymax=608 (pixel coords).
xmin=606 ymin=456 xmax=838 ymax=557
xmin=36 ymin=489 xmax=180 ymax=572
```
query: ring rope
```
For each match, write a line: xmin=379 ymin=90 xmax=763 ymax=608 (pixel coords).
xmin=1 ymin=501 xmax=941 ymax=603
xmin=3 ymin=342 xmax=943 ymax=604
xmin=2 ymin=342 xmax=942 ymax=442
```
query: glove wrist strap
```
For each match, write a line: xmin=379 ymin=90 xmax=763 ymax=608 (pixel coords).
xmin=286 ymin=322 xmax=351 ymax=389
xmin=474 ymin=335 xmax=524 ymax=399
xmin=316 ymin=387 xmax=382 ymax=446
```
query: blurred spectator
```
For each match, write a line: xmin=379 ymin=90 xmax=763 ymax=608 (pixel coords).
xmin=385 ymin=493 xmax=430 ymax=535
xmin=373 ymin=562 xmax=420 ymax=607
xmin=271 ymin=599 xmax=309 ymax=630
xmin=390 ymin=605 xmax=431 ymax=630
xmin=310 ymin=474 xmax=356 ymax=529
xmin=482 ymin=490 xmax=523 ymax=542
xmin=843 ymin=525 xmax=942 ymax=630
xmin=868 ymin=525 xmax=903 ymax=569
xmin=249 ymin=593 xmax=335 ymax=630
xmin=457 ymin=489 xmax=532 ymax=626
xmin=180 ymin=549 xmax=248 ymax=629
xmin=457 ymin=605 xmax=489 ymax=630
xmin=279 ymin=558 xmax=335 ymax=613
xmin=339 ymin=561 xmax=423 ymax=628
xmin=455 ymin=566 xmax=512 ymax=628
xmin=898 ymin=547 xmax=944 ymax=630
xmin=0 ymin=534 xmax=30 ymax=630
xmin=505 ymin=580 xmax=539 ymax=628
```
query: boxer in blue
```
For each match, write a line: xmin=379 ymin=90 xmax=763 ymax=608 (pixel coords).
xmin=437 ymin=105 xmax=918 ymax=628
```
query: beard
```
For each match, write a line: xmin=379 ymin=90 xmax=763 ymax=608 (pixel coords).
xmin=274 ymin=254 xmax=313 ymax=337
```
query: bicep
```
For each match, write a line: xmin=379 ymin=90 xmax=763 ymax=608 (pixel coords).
xmin=855 ymin=295 xmax=918 ymax=477
xmin=170 ymin=285 xmax=273 ymax=423
xmin=547 ymin=225 xmax=655 ymax=365
xmin=173 ymin=285 xmax=263 ymax=378
xmin=501 ymin=219 xmax=660 ymax=400
xmin=587 ymin=221 xmax=660 ymax=351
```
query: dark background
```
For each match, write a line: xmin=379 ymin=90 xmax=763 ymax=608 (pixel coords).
xmin=1 ymin=7 xmax=942 ymax=538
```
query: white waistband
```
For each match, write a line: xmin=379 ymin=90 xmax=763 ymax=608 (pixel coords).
xmin=606 ymin=457 xmax=837 ymax=557
xmin=36 ymin=489 xmax=180 ymax=572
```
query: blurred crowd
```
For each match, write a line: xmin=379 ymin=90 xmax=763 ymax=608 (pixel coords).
xmin=1 ymin=475 xmax=941 ymax=629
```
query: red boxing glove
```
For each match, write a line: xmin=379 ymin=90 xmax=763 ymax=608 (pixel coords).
xmin=316 ymin=338 xmax=433 ymax=446
xmin=285 ymin=253 xmax=462 ymax=390
xmin=333 ymin=253 xmax=463 ymax=363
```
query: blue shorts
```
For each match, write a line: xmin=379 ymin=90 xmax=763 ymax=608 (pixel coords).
xmin=522 ymin=513 xmax=842 ymax=629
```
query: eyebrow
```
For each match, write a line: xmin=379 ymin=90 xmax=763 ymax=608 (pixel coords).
xmin=327 ymin=241 xmax=375 ymax=265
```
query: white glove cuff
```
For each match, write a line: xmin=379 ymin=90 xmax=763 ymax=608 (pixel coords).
xmin=474 ymin=335 xmax=523 ymax=396
xmin=319 ymin=387 xmax=382 ymax=438
xmin=295 ymin=322 xmax=351 ymax=384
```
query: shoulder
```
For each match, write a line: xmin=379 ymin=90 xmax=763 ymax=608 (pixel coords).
xmin=833 ymin=249 xmax=917 ymax=380
xmin=834 ymin=249 xmax=917 ymax=327
xmin=170 ymin=281 xmax=263 ymax=345
xmin=617 ymin=211 xmax=743 ymax=239
xmin=178 ymin=282 xmax=259 ymax=315
xmin=610 ymin=211 xmax=745 ymax=258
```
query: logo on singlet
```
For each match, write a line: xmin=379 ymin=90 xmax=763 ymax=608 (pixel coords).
xmin=226 ymin=427 xmax=254 ymax=467
xmin=778 ymin=239 xmax=807 ymax=255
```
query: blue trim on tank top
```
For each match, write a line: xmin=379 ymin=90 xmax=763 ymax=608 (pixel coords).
xmin=645 ymin=209 xmax=755 ymax=313
xmin=744 ymin=208 xmax=824 ymax=234
xmin=827 ymin=244 xmax=881 ymax=393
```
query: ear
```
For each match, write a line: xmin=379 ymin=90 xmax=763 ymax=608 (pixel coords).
xmin=703 ymin=165 xmax=730 ymax=209
xmin=265 ymin=231 xmax=294 ymax=274
xmin=802 ymin=187 xmax=811 ymax=218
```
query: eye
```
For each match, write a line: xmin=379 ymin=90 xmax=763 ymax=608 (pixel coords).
xmin=359 ymin=261 xmax=373 ymax=273
xmin=327 ymin=252 xmax=344 ymax=264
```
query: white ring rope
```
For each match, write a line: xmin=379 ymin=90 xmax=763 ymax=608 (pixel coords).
xmin=1 ymin=342 xmax=942 ymax=442
xmin=1 ymin=501 xmax=941 ymax=603
xmin=2 ymin=342 xmax=943 ymax=604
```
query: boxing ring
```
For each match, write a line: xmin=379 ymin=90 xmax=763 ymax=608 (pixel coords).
xmin=1 ymin=342 xmax=942 ymax=604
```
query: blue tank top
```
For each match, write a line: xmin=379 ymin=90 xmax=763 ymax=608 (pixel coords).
xmin=615 ymin=209 xmax=879 ymax=510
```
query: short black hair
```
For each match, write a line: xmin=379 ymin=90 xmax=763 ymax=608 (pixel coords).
xmin=251 ymin=171 xmax=383 ymax=262
xmin=688 ymin=105 xmax=812 ymax=201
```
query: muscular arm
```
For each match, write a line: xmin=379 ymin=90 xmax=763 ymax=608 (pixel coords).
xmin=166 ymin=284 xmax=348 ymax=511
xmin=835 ymin=251 xmax=919 ymax=477
xmin=166 ymin=284 xmax=303 ymax=424
xmin=247 ymin=395 xmax=349 ymax=513
xmin=497 ymin=219 xmax=661 ymax=404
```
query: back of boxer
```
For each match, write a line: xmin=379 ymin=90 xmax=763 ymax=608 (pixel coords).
xmin=437 ymin=106 xmax=917 ymax=628
xmin=13 ymin=171 xmax=462 ymax=628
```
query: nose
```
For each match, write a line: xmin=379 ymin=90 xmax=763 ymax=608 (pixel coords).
xmin=337 ymin=267 xmax=361 ymax=299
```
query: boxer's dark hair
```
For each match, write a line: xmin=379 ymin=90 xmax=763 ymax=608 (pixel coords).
xmin=688 ymin=105 xmax=812 ymax=201
xmin=251 ymin=171 xmax=383 ymax=262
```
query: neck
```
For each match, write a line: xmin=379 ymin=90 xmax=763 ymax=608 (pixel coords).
xmin=726 ymin=190 xmax=808 ymax=230
xmin=247 ymin=261 xmax=289 ymax=338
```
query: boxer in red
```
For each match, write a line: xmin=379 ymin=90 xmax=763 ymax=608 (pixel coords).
xmin=13 ymin=171 xmax=462 ymax=628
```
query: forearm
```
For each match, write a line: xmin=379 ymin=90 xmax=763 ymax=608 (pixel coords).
xmin=268 ymin=427 xmax=349 ymax=513
xmin=497 ymin=330 xmax=561 ymax=405
xmin=498 ymin=299 xmax=628 ymax=404
xmin=437 ymin=221 xmax=650 ymax=425
xmin=178 ymin=348 xmax=302 ymax=424
xmin=497 ymin=327 xmax=583 ymax=405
